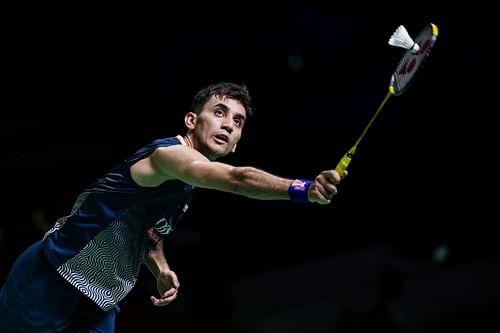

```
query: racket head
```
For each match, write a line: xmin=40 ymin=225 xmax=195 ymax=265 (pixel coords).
xmin=389 ymin=23 xmax=439 ymax=96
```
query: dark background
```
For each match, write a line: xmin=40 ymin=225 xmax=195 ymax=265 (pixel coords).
xmin=1 ymin=3 xmax=498 ymax=332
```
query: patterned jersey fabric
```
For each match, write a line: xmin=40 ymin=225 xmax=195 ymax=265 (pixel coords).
xmin=42 ymin=137 xmax=195 ymax=310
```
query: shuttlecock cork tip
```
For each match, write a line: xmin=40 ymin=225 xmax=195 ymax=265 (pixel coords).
xmin=388 ymin=25 xmax=420 ymax=53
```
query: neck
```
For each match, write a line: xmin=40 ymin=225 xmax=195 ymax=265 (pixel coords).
xmin=176 ymin=134 xmax=194 ymax=149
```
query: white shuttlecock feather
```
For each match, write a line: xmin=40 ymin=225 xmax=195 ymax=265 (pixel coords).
xmin=388 ymin=25 xmax=420 ymax=53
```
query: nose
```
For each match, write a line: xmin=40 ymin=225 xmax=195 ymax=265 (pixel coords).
xmin=221 ymin=119 xmax=233 ymax=134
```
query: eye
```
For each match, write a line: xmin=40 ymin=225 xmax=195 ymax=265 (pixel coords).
xmin=214 ymin=109 xmax=224 ymax=117
xmin=233 ymin=118 xmax=243 ymax=128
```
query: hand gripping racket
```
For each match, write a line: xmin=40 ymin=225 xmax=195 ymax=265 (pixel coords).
xmin=335 ymin=23 xmax=439 ymax=175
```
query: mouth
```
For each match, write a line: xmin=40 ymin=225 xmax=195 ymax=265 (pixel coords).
xmin=214 ymin=134 xmax=229 ymax=144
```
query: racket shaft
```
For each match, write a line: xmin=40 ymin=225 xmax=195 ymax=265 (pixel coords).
xmin=335 ymin=91 xmax=392 ymax=174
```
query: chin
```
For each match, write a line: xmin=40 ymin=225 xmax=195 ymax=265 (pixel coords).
xmin=205 ymin=149 xmax=228 ymax=161
xmin=208 ymin=145 xmax=230 ymax=157
xmin=214 ymin=151 xmax=231 ymax=159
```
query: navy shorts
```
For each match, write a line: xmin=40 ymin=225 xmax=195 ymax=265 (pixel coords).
xmin=0 ymin=240 xmax=120 ymax=332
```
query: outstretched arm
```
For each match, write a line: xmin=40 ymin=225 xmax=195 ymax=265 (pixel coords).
xmin=145 ymin=239 xmax=179 ymax=306
xmin=131 ymin=144 xmax=346 ymax=204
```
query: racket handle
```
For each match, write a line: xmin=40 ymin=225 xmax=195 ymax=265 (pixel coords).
xmin=335 ymin=146 xmax=356 ymax=175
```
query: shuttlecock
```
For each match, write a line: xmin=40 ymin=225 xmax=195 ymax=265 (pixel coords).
xmin=388 ymin=25 xmax=420 ymax=53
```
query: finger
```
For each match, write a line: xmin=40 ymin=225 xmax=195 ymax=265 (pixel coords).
xmin=309 ymin=186 xmax=332 ymax=205
xmin=151 ymin=296 xmax=171 ymax=306
xmin=324 ymin=183 xmax=338 ymax=196
xmin=160 ymin=287 xmax=178 ymax=299
xmin=169 ymin=274 xmax=180 ymax=289
xmin=329 ymin=171 xmax=341 ymax=184
xmin=150 ymin=295 xmax=161 ymax=305
xmin=151 ymin=292 xmax=177 ymax=306
xmin=321 ymin=170 xmax=340 ymax=185
xmin=316 ymin=181 xmax=337 ymax=198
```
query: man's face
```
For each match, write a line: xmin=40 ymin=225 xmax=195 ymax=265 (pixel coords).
xmin=189 ymin=95 xmax=247 ymax=160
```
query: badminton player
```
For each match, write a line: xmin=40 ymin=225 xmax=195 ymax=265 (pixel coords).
xmin=0 ymin=82 xmax=347 ymax=332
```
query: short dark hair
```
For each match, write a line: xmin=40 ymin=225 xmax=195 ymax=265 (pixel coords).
xmin=191 ymin=82 xmax=253 ymax=117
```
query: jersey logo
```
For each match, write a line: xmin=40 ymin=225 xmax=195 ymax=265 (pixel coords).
xmin=154 ymin=217 xmax=173 ymax=235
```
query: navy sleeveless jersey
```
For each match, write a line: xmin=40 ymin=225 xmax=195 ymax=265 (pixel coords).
xmin=42 ymin=136 xmax=195 ymax=310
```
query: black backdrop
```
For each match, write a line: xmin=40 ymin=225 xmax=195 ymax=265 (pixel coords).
xmin=1 ymin=3 xmax=498 ymax=332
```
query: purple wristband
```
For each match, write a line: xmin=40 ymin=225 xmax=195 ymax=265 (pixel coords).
xmin=288 ymin=179 xmax=312 ymax=204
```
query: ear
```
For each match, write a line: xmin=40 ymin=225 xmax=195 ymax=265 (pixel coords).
xmin=231 ymin=143 xmax=237 ymax=153
xmin=184 ymin=112 xmax=197 ymax=130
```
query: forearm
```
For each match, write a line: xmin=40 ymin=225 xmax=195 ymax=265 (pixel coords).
xmin=146 ymin=239 xmax=170 ymax=278
xmin=227 ymin=166 xmax=292 ymax=200
xmin=147 ymin=147 xmax=312 ymax=201
xmin=225 ymin=167 xmax=345 ymax=205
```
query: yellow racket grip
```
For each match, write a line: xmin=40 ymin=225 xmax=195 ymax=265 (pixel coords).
xmin=335 ymin=146 xmax=356 ymax=175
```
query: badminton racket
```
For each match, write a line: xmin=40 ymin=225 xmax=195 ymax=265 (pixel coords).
xmin=335 ymin=23 xmax=439 ymax=175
